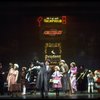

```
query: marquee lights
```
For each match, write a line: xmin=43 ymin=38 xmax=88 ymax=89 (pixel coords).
xmin=37 ymin=16 xmax=43 ymax=27
xmin=37 ymin=16 xmax=67 ymax=27
xmin=45 ymin=43 xmax=62 ymax=64
xmin=44 ymin=30 xmax=63 ymax=36
xmin=43 ymin=16 xmax=66 ymax=24
xmin=44 ymin=17 xmax=62 ymax=23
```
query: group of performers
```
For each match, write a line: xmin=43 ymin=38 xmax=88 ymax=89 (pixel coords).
xmin=0 ymin=59 xmax=100 ymax=98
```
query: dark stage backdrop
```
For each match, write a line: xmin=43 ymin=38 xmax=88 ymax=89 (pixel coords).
xmin=0 ymin=1 xmax=100 ymax=71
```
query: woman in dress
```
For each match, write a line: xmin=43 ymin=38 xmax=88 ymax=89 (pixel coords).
xmin=69 ymin=62 xmax=77 ymax=93
xmin=7 ymin=63 xmax=19 ymax=95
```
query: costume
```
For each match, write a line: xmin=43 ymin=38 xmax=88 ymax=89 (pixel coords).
xmin=51 ymin=70 xmax=63 ymax=97
xmin=87 ymin=70 xmax=94 ymax=93
xmin=70 ymin=66 xmax=77 ymax=93
xmin=36 ymin=61 xmax=51 ymax=98
xmin=94 ymin=70 xmax=100 ymax=93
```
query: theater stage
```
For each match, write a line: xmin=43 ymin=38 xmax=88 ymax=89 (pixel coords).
xmin=0 ymin=92 xmax=100 ymax=99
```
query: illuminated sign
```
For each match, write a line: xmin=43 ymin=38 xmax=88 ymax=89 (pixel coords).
xmin=43 ymin=29 xmax=63 ymax=36
xmin=44 ymin=17 xmax=62 ymax=23
xmin=37 ymin=16 xmax=43 ymax=27
xmin=37 ymin=16 xmax=67 ymax=40
xmin=37 ymin=16 xmax=67 ymax=27
xmin=45 ymin=43 xmax=62 ymax=65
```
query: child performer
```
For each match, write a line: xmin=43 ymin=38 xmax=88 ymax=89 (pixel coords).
xmin=51 ymin=66 xmax=63 ymax=97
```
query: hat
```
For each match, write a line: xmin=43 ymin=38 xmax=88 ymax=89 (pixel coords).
xmin=60 ymin=60 xmax=65 ymax=63
xmin=88 ymin=70 xmax=92 ymax=73
xmin=9 ymin=63 xmax=13 ymax=66
xmin=14 ymin=63 xmax=19 ymax=69
xmin=94 ymin=70 xmax=100 ymax=75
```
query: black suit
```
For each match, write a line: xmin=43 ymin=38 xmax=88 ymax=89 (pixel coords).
xmin=36 ymin=61 xmax=51 ymax=98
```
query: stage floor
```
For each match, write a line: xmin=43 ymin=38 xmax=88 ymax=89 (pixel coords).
xmin=0 ymin=92 xmax=100 ymax=99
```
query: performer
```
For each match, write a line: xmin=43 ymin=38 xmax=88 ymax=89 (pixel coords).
xmin=59 ymin=60 xmax=71 ymax=95
xmin=94 ymin=70 xmax=100 ymax=93
xmin=36 ymin=59 xmax=51 ymax=98
xmin=7 ymin=63 xmax=19 ymax=96
xmin=26 ymin=62 xmax=40 ymax=94
xmin=77 ymin=65 xmax=88 ymax=92
xmin=25 ymin=62 xmax=34 ymax=83
xmin=20 ymin=66 xmax=27 ymax=95
xmin=51 ymin=66 xmax=63 ymax=97
xmin=69 ymin=62 xmax=77 ymax=94
xmin=87 ymin=70 xmax=94 ymax=93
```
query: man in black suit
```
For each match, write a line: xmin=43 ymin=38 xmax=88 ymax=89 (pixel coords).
xmin=36 ymin=59 xmax=51 ymax=98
